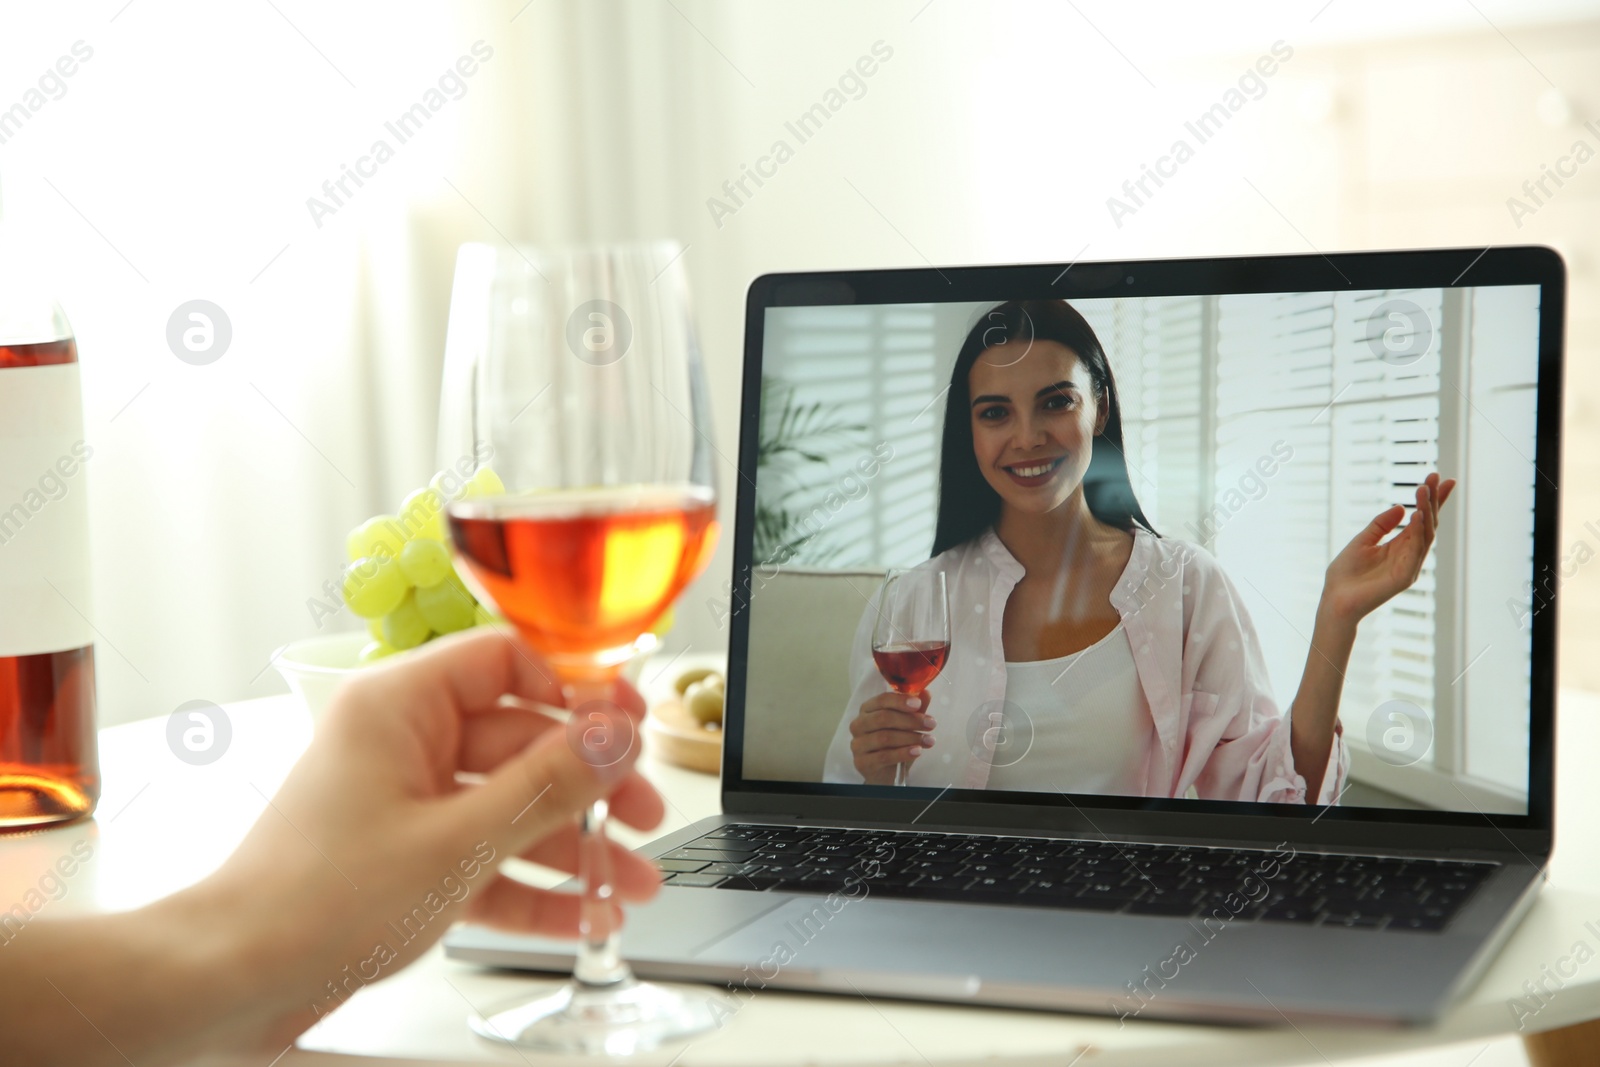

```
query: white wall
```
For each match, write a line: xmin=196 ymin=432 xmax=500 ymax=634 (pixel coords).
xmin=0 ymin=1 xmax=1595 ymax=725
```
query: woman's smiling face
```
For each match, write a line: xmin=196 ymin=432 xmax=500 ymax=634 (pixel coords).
xmin=968 ymin=339 xmax=1106 ymax=515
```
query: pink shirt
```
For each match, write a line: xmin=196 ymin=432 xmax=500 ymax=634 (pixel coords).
xmin=822 ymin=527 xmax=1348 ymax=804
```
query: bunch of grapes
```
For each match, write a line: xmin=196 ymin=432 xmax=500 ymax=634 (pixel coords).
xmin=341 ymin=466 xmax=504 ymax=663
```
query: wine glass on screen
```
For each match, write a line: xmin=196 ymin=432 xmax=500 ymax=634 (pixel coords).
xmin=870 ymin=569 xmax=950 ymax=787
xmin=438 ymin=240 xmax=726 ymax=1053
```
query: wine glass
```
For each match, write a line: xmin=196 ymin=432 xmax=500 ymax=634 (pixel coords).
xmin=870 ymin=569 xmax=950 ymax=787
xmin=438 ymin=239 xmax=726 ymax=1053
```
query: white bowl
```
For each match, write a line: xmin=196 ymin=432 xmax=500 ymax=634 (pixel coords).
xmin=272 ymin=629 xmax=664 ymax=725
xmin=273 ymin=630 xmax=368 ymax=723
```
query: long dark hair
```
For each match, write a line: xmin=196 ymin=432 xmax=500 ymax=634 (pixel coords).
xmin=930 ymin=299 xmax=1155 ymax=557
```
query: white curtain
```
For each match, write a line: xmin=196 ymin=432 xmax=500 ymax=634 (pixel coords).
xmin=0 ymin=0 xmax=1590 ymax=724
xmin=8 ymin=0 xmax=962 ymax=725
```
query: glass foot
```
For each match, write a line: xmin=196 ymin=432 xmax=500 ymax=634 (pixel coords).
xmin=469 ymin=977 xmax=731 ymax=1055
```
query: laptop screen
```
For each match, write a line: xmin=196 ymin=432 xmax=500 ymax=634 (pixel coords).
xmin=730 ymin=259 xmax=1558 ymax=824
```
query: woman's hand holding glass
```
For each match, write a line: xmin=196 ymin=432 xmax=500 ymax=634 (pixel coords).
xmin=850 ymin=691 xmax=937 ymax=784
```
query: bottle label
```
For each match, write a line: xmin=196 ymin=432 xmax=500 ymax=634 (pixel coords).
xmin=0 ymin=363 xmax=93 ymax=656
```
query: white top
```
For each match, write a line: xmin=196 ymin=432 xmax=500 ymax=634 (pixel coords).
xmin=822 ymin=527 xmax=1348 ymax=803
xmin=984 ymin=625 xmax=1152 ymax=795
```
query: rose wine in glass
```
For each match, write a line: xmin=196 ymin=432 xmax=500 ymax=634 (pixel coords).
xmin=871 ymin=642 xmax=950 ymax=694
xmin=439 ymin=240 xmax=727 ymax=1053
xmin=870 ymin=569 xmax=949 ymax=787
xmin=450 ymin=487 xmax=718 ymax=667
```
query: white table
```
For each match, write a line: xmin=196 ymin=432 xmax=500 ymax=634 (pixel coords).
xmin=7 ymin=689 xmax=1600 ymax=1066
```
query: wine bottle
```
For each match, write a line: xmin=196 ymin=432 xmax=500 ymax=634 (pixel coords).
xmin=0 ymin=176 xmax=99 ymax=830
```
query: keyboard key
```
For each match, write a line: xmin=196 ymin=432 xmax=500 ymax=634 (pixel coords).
xmin=1313 ymin=894 xmax=1367 ymax=914
xmin=910 ymin=871 xmax=965 ymax=888
xmin=664 ymin=846 xmax=756 ymax=862
xmin=1078 ymin=881 xmax=1146 ymax=904
xmin=756 ymin=863 xmax=812 ymax=880
xmin=909 ymin=861 xmax=965 ymax=876
xmin=703 ymin=827 xmax=771 ymax=842
xmin=658 ymin=858 xmax=711 ymax=873
xmin=702 ymin=862 xmax=762 ymax=876
xmin=1011 ymin=865 xmax=1056 ymax=880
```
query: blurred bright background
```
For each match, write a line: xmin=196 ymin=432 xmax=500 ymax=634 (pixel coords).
xmin=0 ymin=0 xmax=1595 ymax=755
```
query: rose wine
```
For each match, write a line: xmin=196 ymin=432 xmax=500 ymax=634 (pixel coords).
xmin=449 ymin=485 xmax=718 ymax=663
xmin=0 ymin=338 xmax=99 ymax=829
xmin=872 ymin=641 xmax=950 ymax=695
xmin=1 ymin=338 xmax=77 ymax=368
xmin=0 ymin=646 xmax=98 ymax=827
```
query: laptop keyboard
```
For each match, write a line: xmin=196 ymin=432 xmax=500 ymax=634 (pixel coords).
xmin=658 ymin=824 xmax=1496 ymax=932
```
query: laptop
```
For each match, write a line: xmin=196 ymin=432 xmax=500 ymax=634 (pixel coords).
xmin=447 ymin=245 xmax=1564 ymax=1026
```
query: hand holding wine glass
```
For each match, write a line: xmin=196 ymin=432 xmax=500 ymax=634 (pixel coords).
xmin=439 ymin=240 xmax=725 ymax=1053
xmin=856 ymin=570 xmax=950 ymax=787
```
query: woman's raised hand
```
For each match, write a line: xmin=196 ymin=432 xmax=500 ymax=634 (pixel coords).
xmin=850 ymin=691 xmax=936 ymax=784
xmin=1321 ymin=472 xmax=1456 ymax=624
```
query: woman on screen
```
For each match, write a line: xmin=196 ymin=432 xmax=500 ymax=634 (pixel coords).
xmin=822 ymin=299 xmax=1455 ymax=802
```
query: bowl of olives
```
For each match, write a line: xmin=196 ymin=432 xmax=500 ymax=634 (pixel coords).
xmin=642 ymin=657 xmax=726 ymax=773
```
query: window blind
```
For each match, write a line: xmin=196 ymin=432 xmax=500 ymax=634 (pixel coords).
xmin=1211 ymin=289 xmax=1445 ymax=739
xmin=762 ymin=304 xmax=941 ymax=568
xmin=1081 ymin=296 xmax=1208 ymax=536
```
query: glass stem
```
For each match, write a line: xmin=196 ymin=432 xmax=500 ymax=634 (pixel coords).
xmin=564 ymin=675 xmax=633 ymax=989
xmin=575 ymin=798 xmax=631 ymax=987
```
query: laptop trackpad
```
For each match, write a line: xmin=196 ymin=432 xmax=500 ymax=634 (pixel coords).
xmin=694 ymin=893 xmax=1184 ymax=989
xmin=694 ymin=895 xmax=866 ymax=961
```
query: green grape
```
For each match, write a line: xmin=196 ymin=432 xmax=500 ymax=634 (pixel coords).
xmin=429 ymin=469 xmax=467 ymax=505
xmin=398 ymin=487 xmax=447 ymax=542
xmin=416 ymin=577 xmax=477 ymax=634
xmin=462 ymin=466 xmax=505 ymax=499
xmin=473 ymin=605 xmax=499 ymax=628
xmin=382 ymin=591 xmax=431 ymax=650
xmin=347 ymin=514 xmax=407 ymax=563
xmin=358 ymin=640 xmax=396 ymax=664
xmin=399 ymin=538 xmax=452 ymax=587
xmin=342 ymin=555 xmax=409 ymax=618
